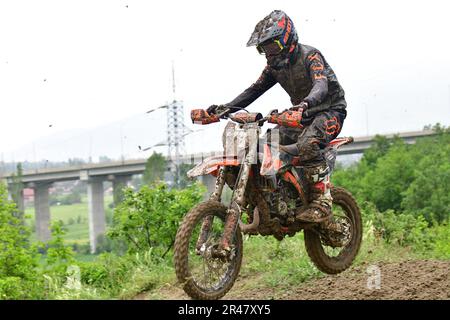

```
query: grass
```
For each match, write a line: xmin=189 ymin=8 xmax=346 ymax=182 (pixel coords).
xmin=36 ymin=224 xmax=425 ymax=300
xmin=74 ymin=253 xmax=99 ymax=263
xmin=24 ymin=195 xmax=114 ymax=246
xmin=240 ymin=234 xmax=322 ymax=287
xmin=38 ymin=218 xmax=435 ymax=300
xmin=140 ymin=218 xmax=423 ymax=299
xmin=63 ymin=224 xmax=90 ymax=243
xmin=21 ymin=195 xmax=443 ymax=300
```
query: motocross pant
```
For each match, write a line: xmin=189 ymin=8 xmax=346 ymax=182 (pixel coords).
xmin=268 ymin=109 xmax=346 ymax=207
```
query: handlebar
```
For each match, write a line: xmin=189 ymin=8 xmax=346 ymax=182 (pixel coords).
xmin=191 ymin=107 xmax=304 ymax=129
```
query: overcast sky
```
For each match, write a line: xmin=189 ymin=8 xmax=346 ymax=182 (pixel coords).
xmin=1 ymin=0 xmax=449 ymax=163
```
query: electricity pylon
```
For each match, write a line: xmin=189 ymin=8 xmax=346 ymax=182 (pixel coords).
xmin=145 ymin=61 xmax=191 ymax=187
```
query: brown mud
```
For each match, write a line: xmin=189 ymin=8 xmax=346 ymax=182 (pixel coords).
xmin=140 ymin=260 xmax=449 ymax=300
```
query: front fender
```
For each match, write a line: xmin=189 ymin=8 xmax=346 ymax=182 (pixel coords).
xmin=187 ymin=156 xmax=240 ymax=178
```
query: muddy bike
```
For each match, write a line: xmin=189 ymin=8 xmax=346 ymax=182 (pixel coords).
xmin=174 ymin=107 xmax=362 ymax=300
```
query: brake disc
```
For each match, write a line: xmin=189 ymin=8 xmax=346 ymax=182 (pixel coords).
xmin=320 ymin=216 xmax=352 ymax=248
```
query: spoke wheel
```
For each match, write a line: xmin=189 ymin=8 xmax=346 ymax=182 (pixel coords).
xmin=174 ymin=201 xmax=243 ymax=300
xmin=304 ymin=187 xmax=362 ymax=274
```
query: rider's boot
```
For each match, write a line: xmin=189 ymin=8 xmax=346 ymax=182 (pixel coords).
xmin=296 ymin=162 xmax=333 ymax=223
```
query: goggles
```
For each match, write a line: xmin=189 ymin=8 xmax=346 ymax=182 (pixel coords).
xmin=256 ymin=39 xmax=285 ymax=56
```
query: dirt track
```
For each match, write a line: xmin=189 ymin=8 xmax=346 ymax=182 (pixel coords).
xmin=147 ymin=260 xmax=449 ymax=300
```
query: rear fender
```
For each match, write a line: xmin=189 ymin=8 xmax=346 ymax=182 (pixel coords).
xmin=328 ymin=136 xmax=354 ymax=149
xmin=325 ymin=137 xmax=354 ymax=172
xmin=187 ymin=156 xmax=240 ymax=178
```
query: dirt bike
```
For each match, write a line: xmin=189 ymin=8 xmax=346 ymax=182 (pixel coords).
xmin=174 ymin=106 xmax=362 ymax=300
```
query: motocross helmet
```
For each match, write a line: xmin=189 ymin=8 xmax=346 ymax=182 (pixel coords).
xmin=247 ymin=10 xmax=298 ymax=57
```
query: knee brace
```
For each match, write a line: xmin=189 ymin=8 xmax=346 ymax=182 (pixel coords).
xmin=297 ymin=137 xmax=322 ymax=164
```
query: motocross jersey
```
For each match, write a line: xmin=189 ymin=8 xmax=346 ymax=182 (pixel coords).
xmin=226 ymin=44 xmax=347 ymax=119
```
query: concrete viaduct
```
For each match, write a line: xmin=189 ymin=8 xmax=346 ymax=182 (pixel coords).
xmin=2 ymin=130 xmax=435 ymax=252
xmin=4 ymin=159 xmax=217 ymax=253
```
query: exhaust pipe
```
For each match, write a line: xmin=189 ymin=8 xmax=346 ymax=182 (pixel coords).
xmin=238 ymin=207 xmax=260 ymax=233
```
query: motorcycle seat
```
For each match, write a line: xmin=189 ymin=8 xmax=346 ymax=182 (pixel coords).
xmin=279 ymin=143 xmax=300 ymax=156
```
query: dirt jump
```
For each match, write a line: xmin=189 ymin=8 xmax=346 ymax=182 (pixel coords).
xmin=143 ymin=260 xmax=449 ymax=300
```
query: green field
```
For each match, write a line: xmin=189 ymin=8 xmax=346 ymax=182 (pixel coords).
xmin=25 ymin=195 xmax=114 ymax=246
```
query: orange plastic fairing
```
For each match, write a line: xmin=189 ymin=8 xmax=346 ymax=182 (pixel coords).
xmin=187 ymin=156 xmax=239 ymax=178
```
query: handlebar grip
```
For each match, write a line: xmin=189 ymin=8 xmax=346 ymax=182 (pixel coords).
xmin=191 ymin=109 xmax=220 ymax=125
xmin=268 ymin=110 xmax=304 ymax=128
xmin=229 ymin=112 xmax=263 ymax=124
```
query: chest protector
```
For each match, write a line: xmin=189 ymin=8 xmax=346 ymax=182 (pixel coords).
xmin=270 ymin=45 xmax=314 ymax=105
xmin=269 ymin=44 xmax=343 ymax=111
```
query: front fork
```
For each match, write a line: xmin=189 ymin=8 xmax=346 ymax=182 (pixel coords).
xmin=195 ymin=166 xmax=226 ymax=251
xmin=220 ymin=157 xmax=252 ymax=252
xmin=196 ymin=154 xmax=253 ymax=256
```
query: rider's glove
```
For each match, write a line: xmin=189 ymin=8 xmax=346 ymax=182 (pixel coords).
xmin=207 ymin=104 xmax=232 ymax=119
xmin=206 ymin=104 xmax=221 ymax=115
xmin=290 ymin=101 xmax=309 ymax=112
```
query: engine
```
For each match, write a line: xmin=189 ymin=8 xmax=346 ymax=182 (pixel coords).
xmin=263 ymin=180 xmax=302 ymax=223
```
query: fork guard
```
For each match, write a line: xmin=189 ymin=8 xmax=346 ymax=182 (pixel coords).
xmin=187 ymin=155 xmax=240 ymax=178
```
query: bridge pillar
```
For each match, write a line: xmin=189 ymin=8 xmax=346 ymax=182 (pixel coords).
xmin=34 ymin=182 xmax=51 ymax=242
xmin=87 ymin=178 xmax=106 ymax=253
xmin=111 ymin=175 xmax=132 ymax=206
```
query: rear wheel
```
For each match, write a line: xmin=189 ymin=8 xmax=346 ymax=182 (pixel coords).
xmin=304 ymin=187 xmax=362 ymax=274
xmin=174 ymin=200 xmax=243 ymax=300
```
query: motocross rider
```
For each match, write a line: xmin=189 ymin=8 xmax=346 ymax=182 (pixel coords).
xmin=206 ymin=10 xmax=347 ymax=223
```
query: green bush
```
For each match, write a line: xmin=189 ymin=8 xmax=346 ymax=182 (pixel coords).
xmin=0 ymin=184 xmax=44 ymax=299
xmin=71 ymin=242 xmax=91 ymax=255
xmin=95 ymin=234 xmax=127 ymax=255
xmin=0 ymin=186 xmax=83 ymax=299
xmin=46 ymin=182 xmax=205 ymax=298
xmin=372 ymin=210 xmax=431 ymax=248
xmin=332 ymin=126 xmax=450 ymax=257
xmin=109 ymin=182 xmax=204 ymax=256
xmin=360 ymin=141 xmax=416 ymax=212
xmin=334 ymin=126 xmax=450 ymax=224
xmin=77 ymin=250 xmax=173 ymax=298
xmin=429 ymin=223 xmax=450 ymax=259
xmin=44 ymin=221 xmax=75 ymax=271
xmin=401 ymin=146 xmax=450 ymax=224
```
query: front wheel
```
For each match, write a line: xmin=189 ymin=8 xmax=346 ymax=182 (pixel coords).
xmin=174 ymin=200 xmax=243 ymax=300
xmin=304 ymin=187 xmax=362 ymax=274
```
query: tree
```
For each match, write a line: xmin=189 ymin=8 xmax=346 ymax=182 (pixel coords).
xmin=142 ymin=152 xmax=167 ymax=185
xmin=360 ymin=141 xmax=416 ymax=212
xmin=360 ymin=135 xmax=392 ymax=169
xmin=0 ymin=183 xmax=42 ymax=299
xmin=334 ymin=126 xmax=450 ymax=221
xmin=176 ymin=163 xmax=195 ymax=189
xmin=109 ymin=182 xmax=205 ymax=256
xmin=401 ymin=132 xmax=450 ymax=224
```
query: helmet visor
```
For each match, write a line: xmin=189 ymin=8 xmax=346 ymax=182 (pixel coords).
xmin=257 ymin=39 xmax=284 ymax=56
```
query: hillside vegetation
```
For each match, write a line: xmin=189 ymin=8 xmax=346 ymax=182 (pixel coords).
xmin=0 ymin=125 xmax=448 ymax=299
